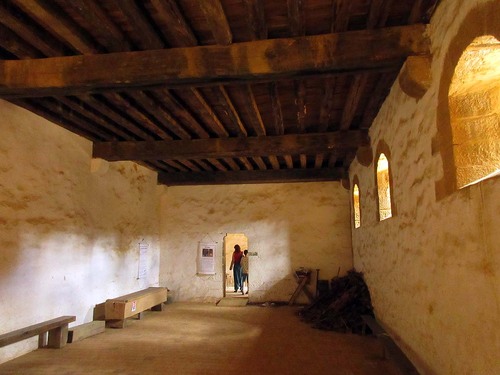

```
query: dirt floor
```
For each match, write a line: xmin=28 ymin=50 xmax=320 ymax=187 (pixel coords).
xmin=0 ymin=302 xmax=405 ymax=375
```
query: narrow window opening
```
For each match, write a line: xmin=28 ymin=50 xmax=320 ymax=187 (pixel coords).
xmin=377 ymin=153 xmax=392 ymax=221
xmin=353 ymin=184 xmax=361 ymax=228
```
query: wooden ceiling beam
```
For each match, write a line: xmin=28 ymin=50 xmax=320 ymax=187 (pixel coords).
xmin=238 ymin=157 xmax=254 ymax=170
xmin=268 ymin=82 xmax=284 ymax=136
xmin=0 ymin=2 xmax=64 ymax=57
xmin=56 ymin=96 xmax=135 ymax=140
xmin=268 ymin=156 xmax=280 ymax=170
xmin=0 ymin=24 xmax=430 ymax=98
xmin=131 ymin=91 xmax=191 ymax=140
xmin=103 ymin=93 xmax=173 ymax=140
xmin=244 ymin=0 xmax=267 ymax=40
xmin=331 ymin=0 xmax=352 ymax=33
xmin=294 ymin=80 xmax=307 ymax=133
xmin=110 ymin=1 xmax=164 ymax=50
xmin=244 ymin=85 xmax=266 ymax=136
xmin=339 ymin=73 xmax=369 ymax=130
xmin=287 ymin=0 xmax=305 ymax=37
xmin=367 ymin=0 xmax=394 ymax=29
xmin=0 ymin=23 xmax=41 ymax=58
xmin=158 ymin=168 xmax=344 ymax=186
xmin=12 ymin=0 xmax=97 ymax=54
xmin=11 ymin=98 xmax=107 ymax=140
xmin=54 ymin=0 xmax=132 ymax=52
xmin=145 ymin=0 xmax=198 ymax=47
xmin=200 ymin=0 xmax=232 ymax=45
xmin=284 ymin=155 xmax=294 ymax=169
xmin=216 ymin=86 xmax=248 ymax=137
xmin=81 ymin=94 xmax=156 ymax=140
xmin=92 ymin=130 xmax=369 ymax=161
xmin=190 ymin=88 xmax=229 ymax=137
xmin=318 ymin=76 xmax=336 ymax=132
xmin=152 ymin=89 xmax=210 ymax=139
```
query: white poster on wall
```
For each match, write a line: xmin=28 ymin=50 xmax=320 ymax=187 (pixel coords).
xmin=138 ymin=242 xmax=148 ymax=279
xmin=197 ymin=242 xmax=216 ymax=275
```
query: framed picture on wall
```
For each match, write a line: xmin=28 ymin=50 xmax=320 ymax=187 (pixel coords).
xmin=197 ymin=242 xmax=216 ymax=275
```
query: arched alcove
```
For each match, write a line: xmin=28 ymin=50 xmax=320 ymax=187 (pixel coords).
xmin=434 ymin=0 xmax=500 ymax=199
xmin=448 ymin=35 xmax=500 ymax=188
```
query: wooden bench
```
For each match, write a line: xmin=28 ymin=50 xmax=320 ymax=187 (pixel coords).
xmin=0 ymin=316 xmax=76 ymax=349
xmin=67 ymin=321 xmax=105 ymax=343
xmin=361 ymin=315 xmax=419 ymax=375
xmin=105 ymin=287 xmax=167 ymax=328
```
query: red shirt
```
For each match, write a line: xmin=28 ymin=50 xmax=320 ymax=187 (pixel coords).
xmin=232 ymin=251 xmax=243 ymax=264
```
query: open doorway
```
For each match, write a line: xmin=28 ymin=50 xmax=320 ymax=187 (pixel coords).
xmin=223 ymin=233 xmax=248 ymax=298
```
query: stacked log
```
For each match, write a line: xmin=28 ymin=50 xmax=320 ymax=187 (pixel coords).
xmin=298 ymin=269 xmax=373 ymax=334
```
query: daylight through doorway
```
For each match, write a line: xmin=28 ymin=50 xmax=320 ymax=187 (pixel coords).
xmin=223 ymin=233 xmax=248 ymax=298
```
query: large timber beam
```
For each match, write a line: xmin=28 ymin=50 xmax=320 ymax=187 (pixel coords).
xmin=0 ymin=24 xmax=429 ymax=98
xmin=158 ymin=168 xmax=344 ymax=186
xmin=92 ymin=131 xmax=369 ymax=161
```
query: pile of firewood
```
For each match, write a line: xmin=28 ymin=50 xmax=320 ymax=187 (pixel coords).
xmin=298 ymin=269 xmax=373 ymax=334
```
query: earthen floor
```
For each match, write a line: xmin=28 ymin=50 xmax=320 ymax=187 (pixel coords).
xmin=0 ymin=302 xmax=404 ymax=375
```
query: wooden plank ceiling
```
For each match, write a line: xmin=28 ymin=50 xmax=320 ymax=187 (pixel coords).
xmin=0 ymin=0 xmax=438 ymax=186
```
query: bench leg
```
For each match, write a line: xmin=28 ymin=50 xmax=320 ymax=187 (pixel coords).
xmin=151 ymin=303 xmax=164 ymax=312
xmin=106 ymin=319 xmax=125 ymax=329
xmin=38 ymin=332 xmax=48 ymax=348
xmin=47 ymin=325 xmax=69 ymax=348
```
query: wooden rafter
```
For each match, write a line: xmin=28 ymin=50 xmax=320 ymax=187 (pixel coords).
xmin=12 ymin=0 xmax=97 ymax=54
xmin=287 ymin=0 xmax=305 ymax=37
xmin=190 ymin=88 xmax=229 ymax=137
xmin=0 ymin=2 xmax=64 ymax=57
xmin=132 ymin=91 xmax=191 ymax=140
xmin=0 ymin=25 xmax=430 ymax=98
xmin=200 ymin=0 xmax=232 ymax=45
xmin=339 ymin=74 xmax=369 ymax=130
xmin=217 ymin=86 xmax=248 ymax=137
xmin=158 ymin=168 xmax=344 ymax=186
xmin=244 ymin=0 xmax=267 ymax=40
xmin=80 ymin=94 xmax=155 ymax=140
xmin=145 ymin=0 xmax=198 ymax=47
xmin=92 ymin=131 xmax=369 ymax=161
xmin=244 ymin=85 xmax=266 ymax=136
xmin=152 ymin=89 xmax=210 ymax=139
xmin=318 ymin=76 xmax=336 ymax=132
xmin=269 ymin=82 xmax=284 ymax=136
xmin=108 ymin=1 xmax=164 ymax=50
xmin=103 ymin=93 xmax=173 ymax=140
xmin=54 ymin=0 xmax=131 ymax=52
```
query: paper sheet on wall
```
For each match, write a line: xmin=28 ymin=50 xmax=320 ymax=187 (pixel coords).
xmin=138 ymin=242 xmax=148 ymax=279
xmin=197 ymin=242 xmax=216 ymax=275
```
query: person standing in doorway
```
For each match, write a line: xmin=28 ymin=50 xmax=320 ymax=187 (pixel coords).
xmin=241 ymin=250 xmax=249 ymax=295
xmin=229 ymin=244 xmax=243 ymax=293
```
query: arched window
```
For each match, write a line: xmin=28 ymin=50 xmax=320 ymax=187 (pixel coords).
xmin=376 ymin=153 xmax=392 ymax=221
xmin=353 ymin=182 xmax=361 ymax=229
xmin=448 ymin=35 xmax=500 ymax=189
xmin=434 ymin=1 xmax=500 ymax=199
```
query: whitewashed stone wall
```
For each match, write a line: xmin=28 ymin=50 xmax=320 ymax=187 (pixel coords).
xmin=159 ymin=182 xmax=352 ymax=303
xmin=0 ymin=100 xmax=161 ymax=364
xmin=349 ymin=0 xmax=500 ymax=374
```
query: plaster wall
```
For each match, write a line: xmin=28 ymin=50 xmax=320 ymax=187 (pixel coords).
xmin=159 ymin=182 xmax=352 ymax=303
xmin=0 ymin=100 xmax=161 ymax=364
xmin=349 ymin=0 xmax=500 ymax=374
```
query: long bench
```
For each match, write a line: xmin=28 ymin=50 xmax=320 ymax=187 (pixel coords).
xmin=362 ymin=315 xmax=419 ymax=375
xmin=105 ymin=287 xmax=167 ymax=328
xmin=0 ymin=316 xmax=76 ymax=349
